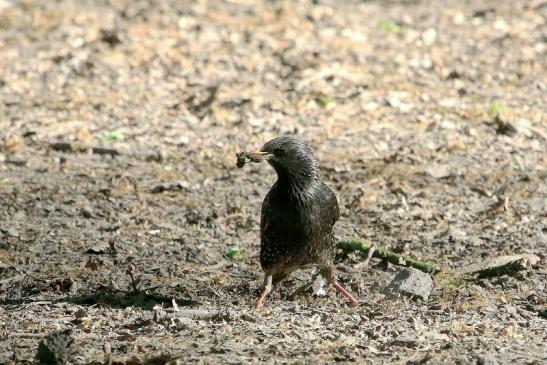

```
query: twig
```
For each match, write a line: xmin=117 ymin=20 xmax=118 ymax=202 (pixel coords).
xmin=50 ymin=142 xmax=120 ymax=157
xmin=503 ymin=196 xmax=510 ymax=213
xmin=9 ymin=333 xmax=44 ymax=338
xmin=466 ymin=254 xmax=539 ymax=279
xmin=125 ymin=264 xmax=141 ymax=293
xmin=103 ymin=342 xmax=112 ymax=365
xmin=361 ymin=244 xmax=376 ymax=268
xmin=337 ymin=239 xmax=440 ymax=274
xmin=176 ymin=309 xmax=233 ymax=321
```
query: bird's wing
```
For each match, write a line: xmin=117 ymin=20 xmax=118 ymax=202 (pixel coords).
xmin=320 ymin=183 xmax=340 ymax=234
xmin=260 ymin=190 xmax=271 ymax=238
xmin=330 ymin=187 xmax=340 ymax=224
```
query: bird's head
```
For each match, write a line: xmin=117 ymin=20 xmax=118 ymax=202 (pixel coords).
xmin=249 ymin=135 xmax=319 ymax=181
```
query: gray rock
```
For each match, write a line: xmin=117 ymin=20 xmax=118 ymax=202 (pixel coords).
xmin=383 ymin=268 xmax=433 ymax=300
xmin=36 ymin=329 xmax=73 ymax=365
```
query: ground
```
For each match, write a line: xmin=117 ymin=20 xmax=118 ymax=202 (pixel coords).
xmin=0 ymin=0 xmax=546 ymax=364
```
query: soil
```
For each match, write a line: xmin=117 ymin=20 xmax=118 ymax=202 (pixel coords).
xmin=1 ymin=0 xmax=546 ymax=364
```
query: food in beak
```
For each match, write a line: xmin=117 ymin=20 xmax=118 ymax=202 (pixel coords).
xmin=236 ymin=150 xmax=270 ymax=168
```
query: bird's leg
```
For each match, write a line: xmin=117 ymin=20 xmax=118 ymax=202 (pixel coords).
xmin=333 ymin=282 xmax=358 ymax=307
xmin=321 ymin=266 xmax=358 ymax=307
xmin=255 ymin=274 xmax=272 ymax=309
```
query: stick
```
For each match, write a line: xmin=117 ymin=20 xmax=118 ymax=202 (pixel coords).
xmin=50 ymin=142 xmax=120 ymax=157
xmin=176 ymin=309 xmax=233 ymax=321
xmin=337 ymin=239 xmax=440 ymax=274
xmin=361 ymin=244 xmax=375 ymax=268
xmin=465 ymin=254 xmax=539 ymax=279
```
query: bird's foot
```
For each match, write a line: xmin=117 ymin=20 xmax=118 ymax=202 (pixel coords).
xmin=255 ymin=291 xmax=268 ymax=309
xmin=254 ymin=274 xmax=273 ymax=309
xmin=254 ymin=300 xmax=264 ymax=309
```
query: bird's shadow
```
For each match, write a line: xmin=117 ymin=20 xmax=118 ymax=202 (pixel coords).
xmin=0 ymin=289 xmax=199 ymax=310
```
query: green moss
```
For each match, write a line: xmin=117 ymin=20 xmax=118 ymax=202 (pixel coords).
xmin=379 ymin=21 xmax=402 ymax=33
xmin=488 ymin=101 xmax=508 ymax=118
xmin=224 ymin=245 xmax=245 ymax=260
xmin=316 ymin=95 xmax=333 ymax=108
xmin=104 ymin=130 xmax=124 ymax=141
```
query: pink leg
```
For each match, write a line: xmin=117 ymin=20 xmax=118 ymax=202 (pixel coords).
xmin=333 ymin=281 xmax=358 ymax=307
xmin=321 ymin=266 xmax=358 ymax=307
xmin=255 ymin=274 xmax=272 ymax=309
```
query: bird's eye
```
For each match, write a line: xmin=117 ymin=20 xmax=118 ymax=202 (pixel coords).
xmin=273 ymin=148 xmax=284 ymax=157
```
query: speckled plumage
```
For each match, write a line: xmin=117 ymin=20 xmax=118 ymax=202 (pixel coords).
xmin=245 ymin=135 xmax=357 ymax=308
xmin=259 ymin=171 xmax=339 ymax=278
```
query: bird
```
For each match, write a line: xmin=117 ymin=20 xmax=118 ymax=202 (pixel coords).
xmin=237 ymin=135 xmax=358 ymax=308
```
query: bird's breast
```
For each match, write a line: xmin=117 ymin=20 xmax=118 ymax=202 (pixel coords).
xmin=262 ymin=189 xmax=323 ymax=241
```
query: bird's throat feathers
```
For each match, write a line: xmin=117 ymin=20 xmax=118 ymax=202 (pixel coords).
xmin=268 ymin=154 xmax=318 ymax=184
xmin=272 ymin=166 xmax=322 ymax=203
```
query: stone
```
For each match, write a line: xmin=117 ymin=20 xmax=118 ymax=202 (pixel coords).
xmin=383 ymin=268 xmax=433 ymax=300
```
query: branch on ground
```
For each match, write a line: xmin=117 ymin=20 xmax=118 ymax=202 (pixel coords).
xmin=337 ymin=239 xmax=441 ymax=274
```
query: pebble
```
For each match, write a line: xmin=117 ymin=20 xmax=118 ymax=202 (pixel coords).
xmin=383 ymin=268 xmax=433 ymax=301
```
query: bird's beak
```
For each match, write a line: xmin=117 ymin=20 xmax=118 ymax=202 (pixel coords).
xmin=248 ymin=149 xmax=273 ymax=161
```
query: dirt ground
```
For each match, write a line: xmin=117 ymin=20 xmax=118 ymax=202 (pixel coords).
xmin=1 ymin=0 xmax=546 ymax=364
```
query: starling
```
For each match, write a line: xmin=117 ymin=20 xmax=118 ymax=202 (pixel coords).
xmin=238 ymin=135 xmax=358 ymax=308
